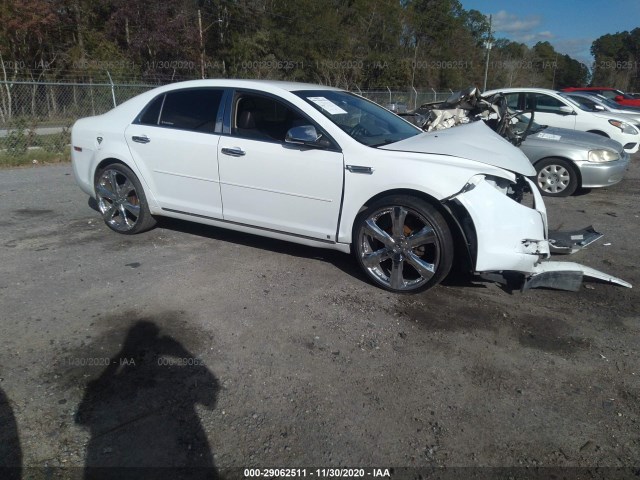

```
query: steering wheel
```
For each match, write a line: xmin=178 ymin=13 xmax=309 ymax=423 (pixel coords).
xmin=348 ymin=123 xmax=371 ymax=137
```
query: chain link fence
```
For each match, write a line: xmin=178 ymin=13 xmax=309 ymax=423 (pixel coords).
xmin=0 ymin=80 xmax=452 ymax=165
xmin=356 ymin=88 xmax=453 ymax=112
xmin=0 ymin=81 xmax=157 ymax=165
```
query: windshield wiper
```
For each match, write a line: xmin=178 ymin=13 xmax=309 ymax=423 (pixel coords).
xmin=371 ymin=139 xmax=397 ymax=147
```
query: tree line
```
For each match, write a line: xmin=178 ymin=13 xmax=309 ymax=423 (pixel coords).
xmin=0 ymin=0 xmax=634 ymax=91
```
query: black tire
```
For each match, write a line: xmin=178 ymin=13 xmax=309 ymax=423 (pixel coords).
xmin=534 ymin=158 xmax=579 ymax=197
xmin=353 ymin=195 xmax=454 ymax=293
xmin=94 ymin=163 xmax=157 ymax=235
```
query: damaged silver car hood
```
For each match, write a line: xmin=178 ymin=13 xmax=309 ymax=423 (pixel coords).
xmin=380 ymin=121 xmax=536 ymax=176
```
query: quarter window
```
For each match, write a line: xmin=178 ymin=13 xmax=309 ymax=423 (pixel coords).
xmin=138 ymin=95 xmax=163 ymax=125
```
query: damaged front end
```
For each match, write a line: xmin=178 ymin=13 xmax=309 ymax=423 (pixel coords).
xmin=446 ymin=171 xmax=631 ymax=291
xmin=392 ymin=87 xmax=631 ymax=292
xmin=402 ymin=86 xmax=534 ymax=147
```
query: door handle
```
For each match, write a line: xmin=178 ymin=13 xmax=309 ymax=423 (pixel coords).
xmin=132 ymin=135 xmax=150 ymax=144
xmin=221 ymin=147 xmax=246 ymax=157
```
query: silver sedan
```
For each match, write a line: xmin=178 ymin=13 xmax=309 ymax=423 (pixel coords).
xmin=515 ymin=117 xmax=630 ymax=197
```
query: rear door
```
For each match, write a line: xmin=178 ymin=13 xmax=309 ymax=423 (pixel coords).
xmin=126 ymin=88 xmax=225 ymax=218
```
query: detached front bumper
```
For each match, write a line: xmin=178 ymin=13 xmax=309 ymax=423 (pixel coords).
xmin=523 ymin=261 xmax=632 ymax=291
xmin=450 ymin=174 xmax=632 ymax=290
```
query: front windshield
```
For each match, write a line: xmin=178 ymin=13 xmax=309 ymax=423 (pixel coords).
xmin=598 ymin=89 xmax=633 ymax=100
xmin=594 ymin=95 xmax=622 ymax=109
xmin=294 ymin=90 xmax=421 ymax=147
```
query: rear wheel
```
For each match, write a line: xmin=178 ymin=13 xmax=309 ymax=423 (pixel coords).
xmin=353 ymin=195 xmax=454 ymax=293
xmin=534 ymin=158 xmax=579 ymax=197
xmin=94 ymin=163 xmax=156 ymax=234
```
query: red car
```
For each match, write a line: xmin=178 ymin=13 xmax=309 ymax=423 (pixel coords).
xmin=561 ymin=87 xmax=640 ymax=107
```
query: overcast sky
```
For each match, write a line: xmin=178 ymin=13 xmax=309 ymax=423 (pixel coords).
xmin=459 ymin=0 xmax=640 ymax=64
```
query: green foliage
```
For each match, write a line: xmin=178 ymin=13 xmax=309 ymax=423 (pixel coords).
xmin=43 ymin=126 xmax=71 ymax=154
xmin=0 ymin=0 xmax=621 ymax=91
xmin=0 ymin=147 xmax=70 ymax=168
xmin=591 ymin=28 xmax=640 ymax=91
xmin=5 ymin=118 xmax=29 ymax=156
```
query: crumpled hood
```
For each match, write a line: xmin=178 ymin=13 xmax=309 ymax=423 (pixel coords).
xmin=380 ymin=121 xmax=536 ymax=176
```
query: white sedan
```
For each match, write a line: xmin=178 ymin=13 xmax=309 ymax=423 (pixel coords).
xmin=484 ymin=87 xmax=640 ymax=154
xmin=71 ymin=80 xmax=630 ymax=292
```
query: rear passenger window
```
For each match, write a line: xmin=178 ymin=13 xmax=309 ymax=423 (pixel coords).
xmin=158 ymin=89 xmax=223 ymax=133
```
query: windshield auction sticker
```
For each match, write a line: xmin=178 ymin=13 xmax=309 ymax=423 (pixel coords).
xmin=307 ymin=96 xmax=348 ymax=115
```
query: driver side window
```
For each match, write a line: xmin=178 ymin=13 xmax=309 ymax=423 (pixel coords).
xmin=232 ymin=93 xmax=308 ymax=142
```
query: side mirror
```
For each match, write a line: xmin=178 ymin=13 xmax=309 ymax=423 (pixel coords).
xmin=615 ymin=95 xmax=624 ymax=102
xmin=559 ymin=105 xmax=575 ymax=115
xmin=285 ymin=125 xmax=322 ymax=146
xmin=594 ymin=104 xmax=606 ymax=111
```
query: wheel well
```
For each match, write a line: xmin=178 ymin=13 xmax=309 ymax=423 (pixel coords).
xmin=358 ymin=188 xmax=476 ymax=272
xmin=534 ymin=156 xmax=582 ymax=186
xmin=94 ymin=158 xmax=128 ymax=184
xmin=587 ymin=130 xmax=609 ymax=138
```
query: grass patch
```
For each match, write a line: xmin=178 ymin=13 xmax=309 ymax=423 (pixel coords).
xmin=0 ymin=147 xmax=71 ymax=168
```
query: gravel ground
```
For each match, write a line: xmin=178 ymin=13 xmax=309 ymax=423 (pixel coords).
xmin=0 ymin=157 xmax=638 ymax=478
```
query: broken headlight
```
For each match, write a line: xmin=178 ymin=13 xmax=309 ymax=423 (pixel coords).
xmin=483 ymin=174 xmax=532 ymax=204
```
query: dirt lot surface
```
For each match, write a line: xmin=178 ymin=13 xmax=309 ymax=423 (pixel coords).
xmin=0 ymin=157 xmax=638 ymax=478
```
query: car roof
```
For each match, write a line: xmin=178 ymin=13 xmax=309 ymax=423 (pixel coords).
xmin=562 ymin=87 xmax=616 ymax=91
xmin=145 ymin=79 xmax=343 ymax=93
xmin=483 ymin=87 xmax=561 ymax=95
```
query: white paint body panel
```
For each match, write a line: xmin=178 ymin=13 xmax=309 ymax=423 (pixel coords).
xmin=453 ymin=177 xmax=549 ymax=272
xmin=217 ymin=136 xmax=343 ymax=240
xmin=530 ymin=261 xmax=632 ymax=288
xmin=125 ymin=124 xmax=223 ymax=218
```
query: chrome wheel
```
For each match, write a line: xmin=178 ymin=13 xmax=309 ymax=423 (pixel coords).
xmin=95 ymin=164 xmax=156 ymax=234
xmin=355 ymin=198 xmax=452 ymax=292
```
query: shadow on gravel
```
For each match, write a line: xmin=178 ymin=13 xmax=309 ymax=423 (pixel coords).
xmin=0 ymin=386 xmax=21 ymax=480
xmin=75 ymin=321 xmax=220 ymax=480
xmin=156 ymin=217 xmax=367 ymax=283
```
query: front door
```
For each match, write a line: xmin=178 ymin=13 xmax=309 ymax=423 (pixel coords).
xmin=218 ymin=92 xmax=344 ymax=241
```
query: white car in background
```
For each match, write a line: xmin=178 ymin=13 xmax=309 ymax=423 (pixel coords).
xmin=484 ymin=87 xmax=640 ymax=154
xmin=563 ymin=91 xmax=640 ymax=123
xmin=71 ymin=80 xmax=630 ymax=293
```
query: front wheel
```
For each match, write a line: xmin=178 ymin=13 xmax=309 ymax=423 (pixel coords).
xmin=534 ymin=158 xmax=579 ymax=197
xmin=353 ymin=195 xmax=454 ymax=293
xmin=94 ymin=163 xmax=156 ymax=234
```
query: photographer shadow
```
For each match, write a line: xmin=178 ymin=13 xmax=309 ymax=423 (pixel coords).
xmin=75 ymin=321 xmax=219 ymax=480
xmin=0 ymin=386 xmax=21 ymax=480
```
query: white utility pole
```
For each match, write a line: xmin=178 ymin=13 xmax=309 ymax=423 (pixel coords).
xmin=483 ymin=15 xmax=493 ymax=92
